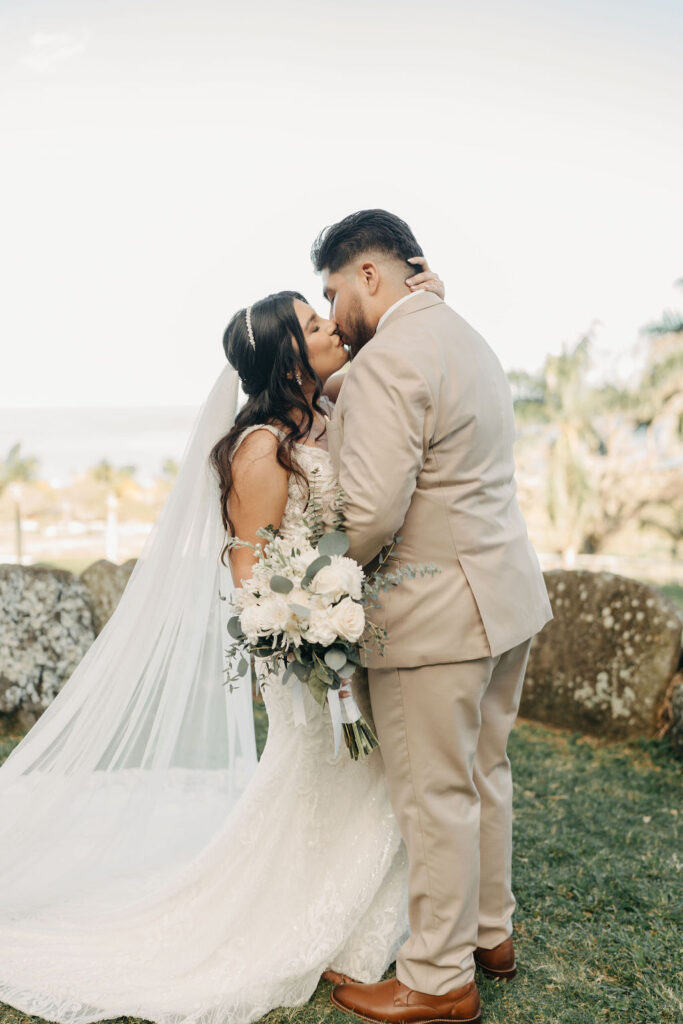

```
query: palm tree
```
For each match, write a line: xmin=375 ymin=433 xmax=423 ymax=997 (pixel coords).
xmin=510 ymin=328 xmax=607 ymax=565
xmin=639 ymin=504 xmax=683 ymax=560
xmin=86 ymin=461 xmax=138 ymax=562
xmin=88 ymin=460 xmax=138 ymax=496
xmin=160 ymin=458 xmax=179 ymax=481
xmin=511 ymin=307 xmax=682 ymax=563
xmin=643 ymin=278 xmax=683 ymax=337
xmin=0 ymin=443 xmax=39 ymax=563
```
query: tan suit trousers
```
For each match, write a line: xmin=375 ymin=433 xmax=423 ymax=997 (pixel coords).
xmin=368 ymin=637 xmax=532 ymax=995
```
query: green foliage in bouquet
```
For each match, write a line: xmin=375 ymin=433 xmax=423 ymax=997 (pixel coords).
xmin=220 ymin=480 xmax=440 ymax=759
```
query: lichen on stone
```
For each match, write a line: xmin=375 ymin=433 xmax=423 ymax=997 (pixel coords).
xmin=0 ymin=565 xmax=96 ymax=728
xmin=521 ymin=570 xmax=682 ymax=740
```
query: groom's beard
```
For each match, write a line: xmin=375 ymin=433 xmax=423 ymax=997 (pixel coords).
xmin=344 ymin=297 xmax=375 ymax=358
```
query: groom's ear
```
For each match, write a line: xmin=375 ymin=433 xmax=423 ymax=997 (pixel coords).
xmin=359 ymin=260 xmax=380 ymax=296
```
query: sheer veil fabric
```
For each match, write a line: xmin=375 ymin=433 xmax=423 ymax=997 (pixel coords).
xmin=0 ymin=364 xmax=259 ymax=989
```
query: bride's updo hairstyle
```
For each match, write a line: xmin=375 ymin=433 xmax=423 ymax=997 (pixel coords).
xmin=210 ymin=290 xmax=328 ymax=561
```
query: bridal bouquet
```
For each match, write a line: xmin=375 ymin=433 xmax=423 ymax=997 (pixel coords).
xmin=223 ymin=483 xmax=439 ymax=760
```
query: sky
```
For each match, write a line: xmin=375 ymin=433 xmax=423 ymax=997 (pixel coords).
xmin=1 ymin=0 xmax=682 ymax=408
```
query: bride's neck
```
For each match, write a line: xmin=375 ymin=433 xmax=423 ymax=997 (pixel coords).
xmin=286 ymin=396 xmax=327 ymax=440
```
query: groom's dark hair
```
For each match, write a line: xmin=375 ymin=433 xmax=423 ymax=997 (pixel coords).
xmin=311 ymin=209 xmax=424 ymax=274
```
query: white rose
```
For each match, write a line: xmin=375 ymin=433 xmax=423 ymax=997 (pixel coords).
xmin=256 ymin=596 xmax=291 ymax=635
xmin=305 ymin=608 xmax=338 ymax=647
xmin=310 ymin=556 xmax=364 ymax=602
xmin=328 ymin=597 xmax=365 ymax=643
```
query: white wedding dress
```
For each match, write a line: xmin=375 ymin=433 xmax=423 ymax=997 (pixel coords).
xmin=0 ymin=426 xmax=408 ymax=1024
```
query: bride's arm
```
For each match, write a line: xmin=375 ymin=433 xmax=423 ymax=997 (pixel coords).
xmin=228 ymin=429 xmax=289 ymax=585
xmin=406 ymin=257 xmax=445 ymax=298
xmin=321 ymin=258 xmax=445 ymax=406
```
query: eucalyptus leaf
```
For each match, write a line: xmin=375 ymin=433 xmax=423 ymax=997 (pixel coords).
xmin=312 ymin=654 xmax=334 ymax=684
xmin=270 ymin=575 xmax=294 ymax=594
xmin=302 ymin=554 xmax=331 ymax=587
xmin=237 ymin=657 xmax=249 ymax=677
xmin=307 ymin=672 xmax=329 ymax=707
xmin=317 ymin=531 xmax=350 ymax=557
xmin=227 ymin=616 xmax=244 ymax=640
xmin=282 ymin=663 xmax=295 ymax=686
xmin=289 ymin=603 xmax=312 ymax=619
xmin=324 ymin=648 xmax=348 ymax=671
xmin=291 ymin=661 xmax=310 ymax=682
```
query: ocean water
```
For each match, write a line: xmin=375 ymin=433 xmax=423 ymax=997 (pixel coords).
xmin=0 ymin=406 xmax=201 ymax=485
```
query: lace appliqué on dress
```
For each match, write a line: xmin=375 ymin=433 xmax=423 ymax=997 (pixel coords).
xmin=0 ymin=422 xmax=409 ymax=1024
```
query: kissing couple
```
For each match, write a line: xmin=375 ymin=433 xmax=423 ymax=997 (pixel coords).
xmin=0 ymin=209 xmax=552 ymax=1024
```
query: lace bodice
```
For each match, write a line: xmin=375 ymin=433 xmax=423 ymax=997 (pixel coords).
xmin=233 ymin=423 xmax=340 ymax=540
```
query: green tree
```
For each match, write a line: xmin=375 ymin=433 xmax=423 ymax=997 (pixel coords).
xmin=85 ymin=461 xmax=138 ymax=563
xmin=87 ymin=460 xmax=138 ymax=498
xmin=510 ymin=314 xmax=682 ymax=563
xmin=0 ymin=442 xmax=39 ymax=497
xmin=510 ymin=329 xmax=607 ymax=564
xmin=160 ymin=458 xmax=179 ymax=481
xmin=0 ymin=442 xmax=39 ymax=563
xmin=643 ymin=277 xmax=683 ymax=337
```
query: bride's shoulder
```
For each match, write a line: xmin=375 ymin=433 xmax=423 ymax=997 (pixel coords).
xmin=232 ymin=423 xmax=283 ymax=461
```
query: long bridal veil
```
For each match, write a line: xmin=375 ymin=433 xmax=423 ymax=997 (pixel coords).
xmin=0 ymin=364 xmax=257 ymax=972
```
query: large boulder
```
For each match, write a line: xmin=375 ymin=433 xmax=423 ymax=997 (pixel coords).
xmin=669 ymin=677 xmax=683 ymax=759
xmin=521 ymin=570 xmax=682 ymax=740
xmin=0 ymin=565 xmax=96 ymax=730
xmin=80 ymin=558 xmax=137 ymax=634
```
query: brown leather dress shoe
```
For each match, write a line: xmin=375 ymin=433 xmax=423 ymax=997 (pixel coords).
xmin=474 ymin=936 xmax=516 ymax=980
xmin=331 ymin=976 xmax=481 ymax=1023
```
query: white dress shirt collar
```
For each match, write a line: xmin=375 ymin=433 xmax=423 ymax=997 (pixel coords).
xmin=376 ymin=289 xmax=426 ymax=333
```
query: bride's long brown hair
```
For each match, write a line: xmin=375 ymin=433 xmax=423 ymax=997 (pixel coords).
xmin=209 ymin=290 xmax=327 ymax=565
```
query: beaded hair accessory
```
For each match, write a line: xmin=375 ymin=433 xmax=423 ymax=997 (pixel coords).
xmin=245 ymin=307 xmax=256 ymax=349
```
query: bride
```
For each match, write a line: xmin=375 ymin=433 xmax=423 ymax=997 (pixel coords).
xmin=0 ymin=262 xmax=444 ymax=1024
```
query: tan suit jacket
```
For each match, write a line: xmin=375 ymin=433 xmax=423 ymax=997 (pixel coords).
xmin=327 ymin=291 xmax=552 ymax=667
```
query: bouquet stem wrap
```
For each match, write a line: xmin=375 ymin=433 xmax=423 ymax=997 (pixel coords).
xmin=327 ymin=684 xmax=378 ymax=761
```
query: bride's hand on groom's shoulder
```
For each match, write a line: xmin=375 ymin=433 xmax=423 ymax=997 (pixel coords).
xmin=406 ymin=256 xmax=445 ymax=299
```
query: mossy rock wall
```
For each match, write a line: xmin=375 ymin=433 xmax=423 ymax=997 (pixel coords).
xmin=80 ymin=558 xmax=137 ymax=634
xmin=521 ymin=570 xmax=682 ymax=740
xmin=0 ymin=565 xmax=96 ymax=729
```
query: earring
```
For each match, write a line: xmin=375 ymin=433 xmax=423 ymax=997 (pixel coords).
xmin=295 ymin=371 xmax=303 ymax=386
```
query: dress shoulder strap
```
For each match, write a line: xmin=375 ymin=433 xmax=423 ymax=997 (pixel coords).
xmin=232 ymin=423 xmax=284 ymax=458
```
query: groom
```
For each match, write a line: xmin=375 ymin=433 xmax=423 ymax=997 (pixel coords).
xmin=312 ymin=210 xmax=553 ymax=1024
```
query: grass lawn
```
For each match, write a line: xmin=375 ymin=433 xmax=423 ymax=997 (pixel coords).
xmin=657 ymin=582 xmax=683 ymax=617
xmin=0 ymin=718 xmax=680 ymax=1024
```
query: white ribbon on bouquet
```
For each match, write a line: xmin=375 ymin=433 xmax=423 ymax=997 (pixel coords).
xmin=326 ymin=682 xmax=363 ymax=758
xmin=288 ymin=672 xmax=362 ymax=758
